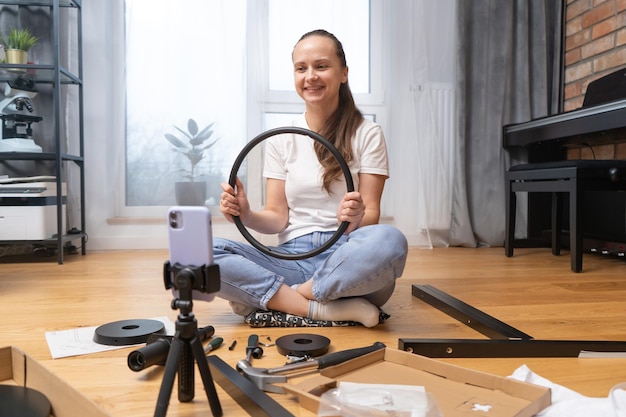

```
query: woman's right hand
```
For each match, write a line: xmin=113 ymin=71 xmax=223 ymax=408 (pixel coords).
xmin=219 ymin=177 xmax=250 ymax=223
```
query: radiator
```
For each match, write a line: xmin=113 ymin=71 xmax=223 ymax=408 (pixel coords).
xmin=418 ymin=82 xmax=456 ymax=230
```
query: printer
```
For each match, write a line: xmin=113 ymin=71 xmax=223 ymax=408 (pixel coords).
xmin=0 ymin=180 xmax=66 ymax=240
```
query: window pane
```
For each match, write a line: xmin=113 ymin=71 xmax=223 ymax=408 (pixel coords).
xmin=124 ymin=0 xmax=247 ymax=207
xmin=268 ymin=0 xmax=370 ymax=93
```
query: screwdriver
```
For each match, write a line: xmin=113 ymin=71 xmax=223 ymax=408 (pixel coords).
xmin=204 ymin=337 xmax=224 ymax=354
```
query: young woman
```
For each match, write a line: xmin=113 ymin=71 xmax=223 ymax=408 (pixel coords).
xmin=213 ymin=29 xmax=407 ymax=327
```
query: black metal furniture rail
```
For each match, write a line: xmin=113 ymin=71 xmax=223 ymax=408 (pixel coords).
xmin=398 ymin=338 xmax=626 ymax=358
xmin=400 ymin=284 xmax=626 ymax=358
xmin=207 ymin=355 xmax=294 ymax=417
xmin=412 ymin=285 xmax=532 ymax=340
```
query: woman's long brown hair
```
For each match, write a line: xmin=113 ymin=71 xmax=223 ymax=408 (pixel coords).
xmin=296 ymin=29 xmax=364 ymax=193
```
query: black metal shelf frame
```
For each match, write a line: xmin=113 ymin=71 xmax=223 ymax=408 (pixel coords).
xmin=0 ymin=0 xmax=84 ymax=263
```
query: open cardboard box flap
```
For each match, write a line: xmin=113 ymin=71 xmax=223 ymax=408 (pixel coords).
xmin=0 ymin=346 xmax=111 ymax=417
xmin=284 ymin=348 xmax=551 ymax=417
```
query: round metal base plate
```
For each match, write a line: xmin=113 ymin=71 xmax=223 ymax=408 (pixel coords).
xmin=0 ymin=386 xmax=51 ymax=417
xmin=276 ymin=333 xmax=331 ymax=357
xmin=93 ymin=319 xmax=165 ymax=346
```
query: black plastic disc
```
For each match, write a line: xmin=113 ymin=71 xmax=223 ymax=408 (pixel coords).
xmin=228 ymin=126 xmax=354 ymax=260
xmin=93 ymin=319 xmax=165 ymax=346
xmin=0 ymin=386 xmax=51 ymax=417
xmin=275 ymin=333 xmax=331 ymax=357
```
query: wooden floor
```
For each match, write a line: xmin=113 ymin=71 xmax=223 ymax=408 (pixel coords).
xmin=1 ymin=246 xmax=626 ymax=416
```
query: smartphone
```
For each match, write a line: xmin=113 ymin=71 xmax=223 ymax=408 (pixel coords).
xmin=166 ymin=206 xmax=216 ymax=403
xmin=167 ymin=206 xmax=216 ymax=301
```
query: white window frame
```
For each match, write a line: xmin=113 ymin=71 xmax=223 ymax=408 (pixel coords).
xmin=109 ymin=0 xmax=385 ymax=220
xmin=245 ymin=0 xmax=386 ymax=213
xmin=247 ymin=0 xmax=385 ymax=134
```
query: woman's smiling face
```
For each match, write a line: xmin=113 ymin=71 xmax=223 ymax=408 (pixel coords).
xmin=292 ymin=35 xmax=349 ymax=111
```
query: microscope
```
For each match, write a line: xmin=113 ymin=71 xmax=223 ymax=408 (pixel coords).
xmin=0 ymin=77 xmax=43 ymax=152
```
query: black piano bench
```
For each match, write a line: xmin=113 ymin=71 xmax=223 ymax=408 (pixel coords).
xmin=505 ymin=159 xmax=626 ymax=272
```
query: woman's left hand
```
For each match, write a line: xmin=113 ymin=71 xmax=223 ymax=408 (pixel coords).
xmin=338 ymin=191 xmax=365 ymax=234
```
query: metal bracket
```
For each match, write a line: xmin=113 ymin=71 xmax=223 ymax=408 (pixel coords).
xmin=401 ymin=284 xmax=626 ymax=358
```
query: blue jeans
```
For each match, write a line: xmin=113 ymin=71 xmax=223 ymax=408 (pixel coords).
xmin=213 ymin=224 xmax=408 ymax=310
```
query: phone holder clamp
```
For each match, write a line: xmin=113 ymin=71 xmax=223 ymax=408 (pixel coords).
xmin=163 ymin=261 xmax=221 ymax=299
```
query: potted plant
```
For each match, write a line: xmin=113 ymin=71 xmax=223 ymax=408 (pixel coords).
xmin=165 ymin=118 xmax=220 ymax=205
xmin=1 ymin=28 xmax=39 ymax=65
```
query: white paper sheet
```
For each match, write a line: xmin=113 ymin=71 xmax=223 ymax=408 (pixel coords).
xmin=45 ymin=316 xmax=175 ymax=359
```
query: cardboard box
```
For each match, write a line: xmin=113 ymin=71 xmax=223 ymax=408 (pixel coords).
xmin=284 ymin=348 xmax=551 ymax=417
xmin=0 ymin=346 xmax=110 ymax=417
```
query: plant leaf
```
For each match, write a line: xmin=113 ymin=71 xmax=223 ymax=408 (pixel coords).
xmin=192 ymin=131 xmax=212 ymax=145
xmin=200 ymin=138 xmax=221 ymax=151
xmin=195 ymin=123 xmax=215 ymax=139
xmin=187 ymin=119 xmax=199 ymax=136
xmin=165 ymin=118 xmax=219 ymax=180
xmin=186 ymin=148 xmax=204 ymax=163
xmin=164 ymin=133 xmax=189 ymax=149
xmin=189 ymin=137 xmax=206 ymax=147
xmin=172 ymin=125 xmax=193 ymax=140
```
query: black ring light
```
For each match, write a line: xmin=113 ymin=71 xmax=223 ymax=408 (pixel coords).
xmin=228 ymin=126 xmax=354 ymax=260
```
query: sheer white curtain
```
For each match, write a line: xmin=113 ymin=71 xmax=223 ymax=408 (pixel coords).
xmin=61 ymin=6 xmax=82 ymax=232
xmin=385 ymin=0 xmax=474 ymax=248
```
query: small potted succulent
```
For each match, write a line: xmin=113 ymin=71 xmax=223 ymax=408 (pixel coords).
xmin=1 ymin=28 xmax=39 ymax=64
xmin=164 ymin=118 xmax=220 ymax=205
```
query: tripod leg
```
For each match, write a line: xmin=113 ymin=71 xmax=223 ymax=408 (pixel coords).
xmin=178 ymin=337 xmax=194 ymax=402
xmin=191 ymin=336 xmax=223 ymax=417
xmin=154 ymin=332 xmax=183 ymax=417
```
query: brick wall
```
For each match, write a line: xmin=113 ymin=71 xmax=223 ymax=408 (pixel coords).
xmin=564 ymin=0 xmax=626 ymax=159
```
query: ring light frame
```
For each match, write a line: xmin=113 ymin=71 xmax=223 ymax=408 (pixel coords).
xmin=228 ymin=126 xmax=354 ymax=260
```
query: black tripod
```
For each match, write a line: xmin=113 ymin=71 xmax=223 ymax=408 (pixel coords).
xmin=155 ymin=263 xmax=222 ymax=417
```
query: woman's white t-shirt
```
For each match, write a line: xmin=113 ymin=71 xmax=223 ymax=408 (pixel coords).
xmin=263 ymin=113 xmax=389 ymax=244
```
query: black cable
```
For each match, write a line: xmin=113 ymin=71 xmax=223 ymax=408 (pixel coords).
xmin=228 ymin=127 xmax=353 ymax=261
xmin=581 ymin=142 xmax=596 ymax=159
